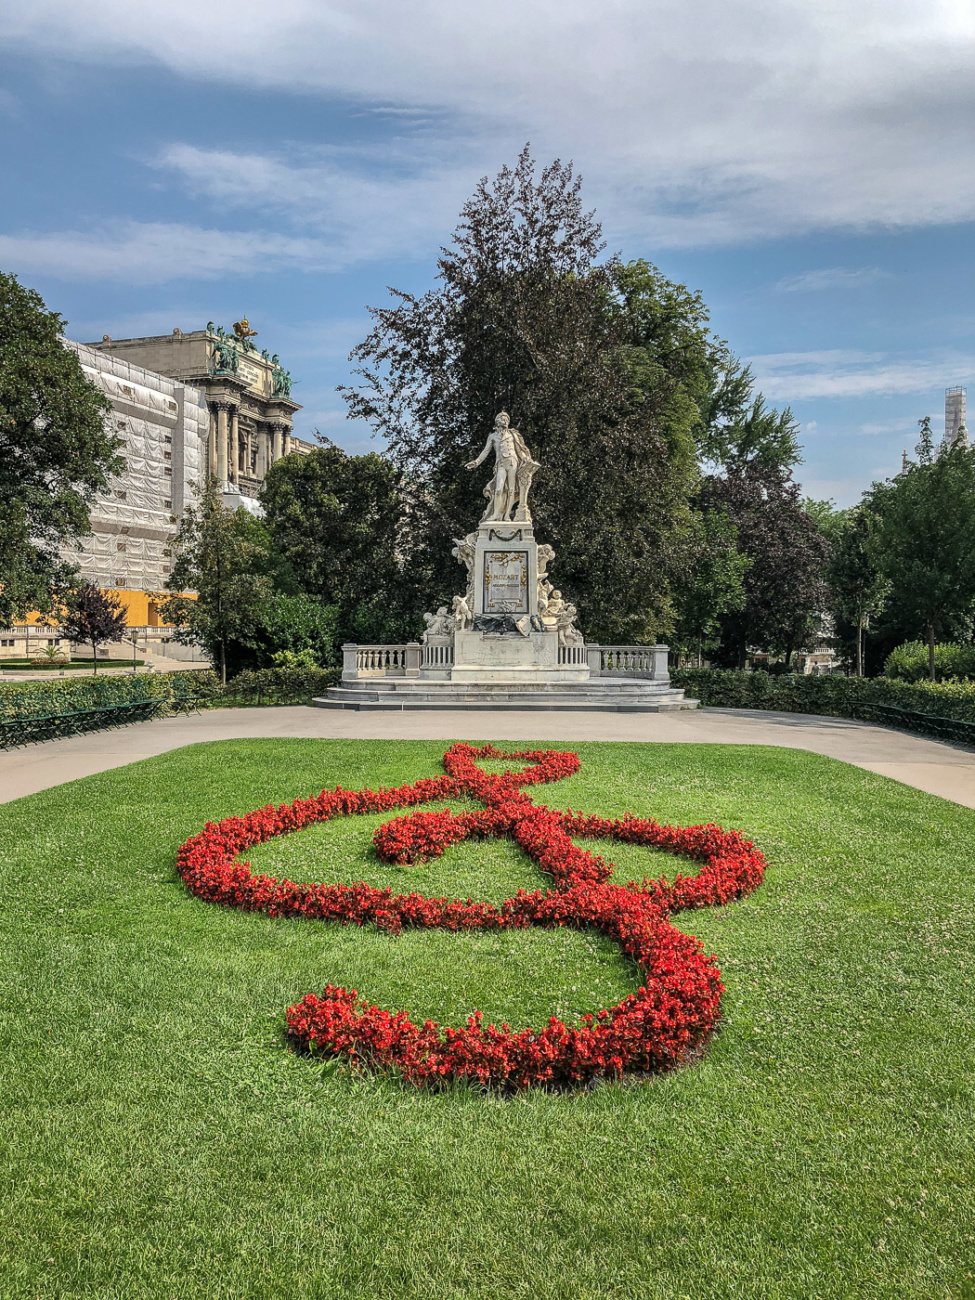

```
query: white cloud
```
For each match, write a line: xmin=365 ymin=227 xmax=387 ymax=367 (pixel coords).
xmin=774 ymin=267 xmax=891 ymax=293
xmin=857 ymin=417 xmax=925 ymax=437
xmin=0 ymin=221 xmax=338 ymax=282
xmin=150 ymin=143 xmax=473 ymax=266
xmin=749 ymin=349 xmax=975 ymax=400
xmin=1 ymin=0 xmax=973 ymax=247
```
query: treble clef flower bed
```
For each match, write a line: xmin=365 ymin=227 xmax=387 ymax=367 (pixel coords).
xmin=176 ymin=744 xmax=766 ymax=1090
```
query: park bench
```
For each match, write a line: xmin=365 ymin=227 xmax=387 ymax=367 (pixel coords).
xmin=0 ymin=697 xmax=164 ymax=749
xmin=851 ymin=701 xmax=975 ymax=747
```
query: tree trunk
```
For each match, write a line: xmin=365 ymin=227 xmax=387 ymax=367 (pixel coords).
xmin=928 ymin=623 xmax=936 ymax=682
xmin=220 ymin=640 xmax=227 ymax=686
xmin=784 ymin=644 xmax=794 ymax=670
xmin=92 ymin=639 xmax=98 ymax=673
xmin=737 ymin=641 xmax=747 ymax=671
xmin=856 ymin=619 xmax=863 ymax=678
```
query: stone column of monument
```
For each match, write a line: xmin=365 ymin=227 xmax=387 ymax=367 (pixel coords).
xmin=271 ymin=423 xmax=284 ymax=463
xmin=216 ymin=403 xmax=229 ymax=482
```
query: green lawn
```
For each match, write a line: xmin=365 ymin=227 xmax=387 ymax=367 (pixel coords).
xmin=1 ymin=738 xmax=972 ymax=1299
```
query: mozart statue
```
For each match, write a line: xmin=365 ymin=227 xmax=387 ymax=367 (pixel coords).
xmin=466 ymin=412 xmax=539 ymax=523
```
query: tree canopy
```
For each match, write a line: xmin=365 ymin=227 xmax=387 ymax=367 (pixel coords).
xmin=259 ymin=445 xmax=412 ymax=645
xmin=0 ymin=271 xmax=122 ymax=624
xmin=340 ymin=148 xmax=802 ymax=643
xmin=865 ymin=431 xmax=975 ymax=680
xmin=161 ymin=482 xmax=335 ymax=681
xmin=60 ymin=582 xmax=127 ymax=671
xmin=701 ymin=459 xmax=830 ymax=668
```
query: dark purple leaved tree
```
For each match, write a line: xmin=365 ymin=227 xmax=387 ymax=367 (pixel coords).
xmin=61 ymin=582 xmax=128 ymax=672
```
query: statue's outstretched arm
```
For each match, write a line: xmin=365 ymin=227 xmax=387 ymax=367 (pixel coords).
xmin=466 ymin=434 xmax=493 ymax=470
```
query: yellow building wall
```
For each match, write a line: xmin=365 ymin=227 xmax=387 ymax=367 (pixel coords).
xmin=21 ymin=589 xmax=194 ymax=630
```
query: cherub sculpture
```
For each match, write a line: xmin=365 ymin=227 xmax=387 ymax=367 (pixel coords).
xmin=451 ymin=593 xmax=473 ymax=630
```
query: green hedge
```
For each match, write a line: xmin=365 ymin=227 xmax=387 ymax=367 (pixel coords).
xmin=213 ymin=666 xmax=340 ymax=707
xmin=0 ymin=672 xmax=192 ymax=721
xmin=671 ymin=668 xmax=975 ymax=726
xmin=0 ymin=665 xmax=338 ymax=722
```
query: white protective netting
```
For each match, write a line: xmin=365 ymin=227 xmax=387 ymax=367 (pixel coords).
xmin=61 ymin=341 xmax=208 ymax=593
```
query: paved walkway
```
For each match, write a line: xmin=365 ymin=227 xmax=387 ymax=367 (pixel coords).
xmin=2 ymin=706 xmax=975 ymax=808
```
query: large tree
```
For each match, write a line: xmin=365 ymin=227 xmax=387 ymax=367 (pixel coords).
xmin=669 ymin=507 xmax=750 ymax=664
xmin=341 ymin=151 xmax=799 ymax=642
xmin=701 ymin=459 xmax=830 ymax=668
xmin=161 ymin=483 xmax=290 ymax=681
xmin=259 ymin=445 xmax=413 ymax=645
xmin=0 ymin=272 xmax=123 ymax=624
xmin=825 ymin=506 xmax=889 ymax=677
xmin=865 ymin=426 xmax=975 ymax=681
xmin=341 ymin=150 xmax=707 ymax=642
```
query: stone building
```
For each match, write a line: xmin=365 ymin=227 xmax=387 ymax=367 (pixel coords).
xmin=2 ymin=322 xmax=310 ymax=647
xmin=90 ymin=321 xmax=310 ymax=507
xmin=55 ymin=338 xmax=210 ymax=628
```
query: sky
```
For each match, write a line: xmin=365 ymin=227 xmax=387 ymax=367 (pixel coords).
xmin=0 ymin=0 xmax=972 ymax=506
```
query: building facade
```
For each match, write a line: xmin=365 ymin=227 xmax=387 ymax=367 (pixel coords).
xmin=90 ymin=321 xmax=310 ymax=507
xmin=6 ymin=321 xmax=310 ymax=641
xmin=56 ymin=338 xmax=210 ymax=627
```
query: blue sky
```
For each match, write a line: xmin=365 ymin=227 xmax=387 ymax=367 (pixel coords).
xmin=1 ymin=0 xmax=972 ymax=506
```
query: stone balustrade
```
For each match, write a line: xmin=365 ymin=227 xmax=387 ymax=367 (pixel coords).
xmin=594 ymin=645 xmax=670 ymax=680
xmin=342 ymin=643 xmax=421 ymax=680
xmin=341 ymin=640 xmax=670 ymax=682
xmin=558 ymin=643 xmax=587 ymax=667
xmin=421 ymin=637 xmax=455 ymax=672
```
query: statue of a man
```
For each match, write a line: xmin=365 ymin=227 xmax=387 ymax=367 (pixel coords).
xmin=466 ymin=412 xmax=537 ymax=523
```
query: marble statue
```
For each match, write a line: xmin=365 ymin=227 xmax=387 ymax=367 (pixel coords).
xmin=451 ymin=531 xmax=476 ymax=605
xmin=422 ymin=607 xmax=453 ymax=640
xmin=451 ymin=593 xmax=473 ymax=630
xmin=557 ymin=603 xmax=584 ymax=647
xmin=466 ymin=412 xmax=539 ymax=523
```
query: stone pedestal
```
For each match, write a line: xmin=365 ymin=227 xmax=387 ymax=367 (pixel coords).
xmin=470 ymin=522 xmax=540 ymax=619
xmin=446 ymin=522 xmax=589 ymax=684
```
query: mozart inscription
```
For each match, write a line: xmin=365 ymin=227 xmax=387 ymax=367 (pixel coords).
xmin=483 ymin=550 xmax=529 ymax=614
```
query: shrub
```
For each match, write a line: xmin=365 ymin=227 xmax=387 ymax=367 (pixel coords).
xmin=215 ymin=666 xmax=339 ymax=707
xmin=884 ymin=640 xmax=975 ymax=683
xmin=0 ymin=670 xmax=219 ymax=720
xmin=671 ymin=667 xmax=975 ymax=726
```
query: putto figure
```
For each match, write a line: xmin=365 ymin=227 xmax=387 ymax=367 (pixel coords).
xmin=466 ymin=412 xmax=539 ymax=523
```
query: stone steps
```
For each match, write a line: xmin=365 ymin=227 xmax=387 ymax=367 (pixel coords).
xmin=314 ymin=678 xmax=698 ymax=713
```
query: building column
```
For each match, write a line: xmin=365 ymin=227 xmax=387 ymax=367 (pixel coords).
xmin=208 ymin=405 xmax=219 ymax=479
xmin=216 ymin=404 xmax=228 ymax=482
xmin=229 ymin=406 xmax=240 ymax=482
xmin=283 ymin=427 xmax=292 ymax=457
xmin=271 ymin=424 xmax=283 ymax=462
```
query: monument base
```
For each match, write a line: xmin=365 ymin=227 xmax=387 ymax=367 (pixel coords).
xmin=449 ymin=628 xmax=589 ymax=684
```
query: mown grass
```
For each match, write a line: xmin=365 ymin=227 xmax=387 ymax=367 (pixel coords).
xmin=0 ymin=738 xmax=973 ymax=1300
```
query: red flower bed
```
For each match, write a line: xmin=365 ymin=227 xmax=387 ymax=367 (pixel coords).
xmin=176 ymin=744 xmax=766 ymax=1089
